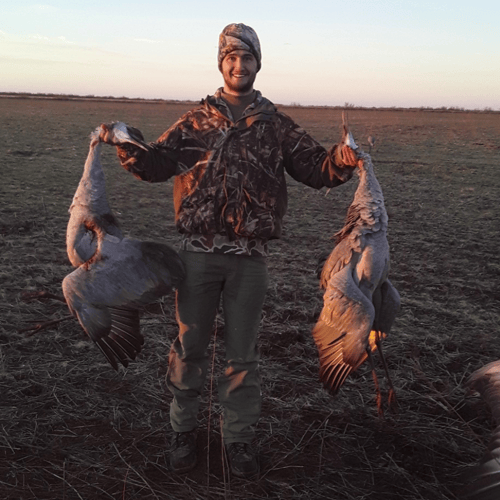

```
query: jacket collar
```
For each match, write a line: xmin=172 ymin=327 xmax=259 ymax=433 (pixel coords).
xmin=202 ymin=88 xmax=277 ymax=128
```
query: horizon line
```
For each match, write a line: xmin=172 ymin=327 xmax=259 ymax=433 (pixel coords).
xmin=1 ymin=91 xmax=499 ymax=114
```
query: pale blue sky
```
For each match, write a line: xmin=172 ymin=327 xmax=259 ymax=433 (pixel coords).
xmin=1 ymin=0 xmax=498 ymax=109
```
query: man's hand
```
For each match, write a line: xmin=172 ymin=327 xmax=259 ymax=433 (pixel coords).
xmin=340 ymin=145 xmax=359 ymax=167
xmin=334 ymin=144 xmax=360 ymax=169
xmin=98 ymin=123 xmax=118 ymax=145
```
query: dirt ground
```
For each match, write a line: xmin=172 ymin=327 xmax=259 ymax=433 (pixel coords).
xmin=1 ymin=96 xmax=500 ymax=499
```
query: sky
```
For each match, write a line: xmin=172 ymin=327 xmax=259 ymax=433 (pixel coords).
xmin=0 ymin=0 xmax=498 ymax=109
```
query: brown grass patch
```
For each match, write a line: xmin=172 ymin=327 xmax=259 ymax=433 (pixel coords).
xmin=1 ymin=97 xmax=500 ymax=499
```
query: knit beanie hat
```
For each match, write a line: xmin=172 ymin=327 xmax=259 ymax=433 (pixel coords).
xmin=218 ymin=23 xmax=262 ymax=72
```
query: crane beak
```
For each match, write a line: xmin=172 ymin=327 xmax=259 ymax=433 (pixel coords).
xmin=344 ymin=130 xmax=358 ymax=151
xmin=341 ymin=111 xmax=359 ymax=151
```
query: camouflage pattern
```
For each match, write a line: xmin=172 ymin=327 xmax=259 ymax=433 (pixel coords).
xmin=218 ymin=23 xmax=262 ymax=71
xmin=116 ymin=88 xmax=353 ymax=256
xmin=182 ymin=233 xmax=268 ymax=257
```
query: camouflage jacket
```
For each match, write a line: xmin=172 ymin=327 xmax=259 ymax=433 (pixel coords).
xmin=116 ymin=89 xmax=353 ymax=245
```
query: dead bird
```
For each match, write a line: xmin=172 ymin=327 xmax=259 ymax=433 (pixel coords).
xmin=312 ymin=114 xmax=400 ymax=414
xmin=63 ymin=124 xmax=184 ymax=370
xmin=463 ymin=360 xmax=500 ymax=500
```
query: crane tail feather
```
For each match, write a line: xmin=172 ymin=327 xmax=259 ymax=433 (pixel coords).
xmin=99 ymin=337 xmax=130 ymax=369
xmin=94 ymin=339 xmax=121 ymax=371
xmin=107 ymin=307 xmax=143 ymax=363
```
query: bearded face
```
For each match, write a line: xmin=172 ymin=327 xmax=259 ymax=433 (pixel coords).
xmin=221 ymin=50 xmax=258 ymax=96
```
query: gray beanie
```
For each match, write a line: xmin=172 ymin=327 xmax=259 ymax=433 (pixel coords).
xmin=218 ymin=23 xmax=262 ymax=72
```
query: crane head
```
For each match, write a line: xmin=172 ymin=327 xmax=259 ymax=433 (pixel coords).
xmin=341 ymin=111 xmax=358 ymax=151
xmin=96 ymin=122 xmax=148 ymax=150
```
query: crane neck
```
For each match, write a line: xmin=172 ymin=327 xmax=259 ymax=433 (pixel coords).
xmin=72 ymin=140 xmax=112 ymax=214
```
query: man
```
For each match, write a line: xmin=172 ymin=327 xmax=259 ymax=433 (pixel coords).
xmin=101 ymin=23 xmax=358 ymax=478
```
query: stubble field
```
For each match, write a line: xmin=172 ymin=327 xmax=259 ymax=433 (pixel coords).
xmin=1 ymin=96 xmax=499 ymax=499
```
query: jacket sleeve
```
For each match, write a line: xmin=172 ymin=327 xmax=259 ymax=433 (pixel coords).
xmin=281 ymin=118 xmax=354 ymax=189
xmin=115 ymin=115 xmax=199 ymax=183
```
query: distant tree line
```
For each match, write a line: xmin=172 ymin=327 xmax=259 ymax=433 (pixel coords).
xmin=1 ymin=92 xmax=498 ymax=113
xmin=0 ymin=92 xmax=197 ymax=105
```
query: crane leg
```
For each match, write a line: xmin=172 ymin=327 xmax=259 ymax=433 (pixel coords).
xmin=374 ymin=332 xmax=398 ymax=413
xmin=366 ymin=346 xmax=384 ymax=418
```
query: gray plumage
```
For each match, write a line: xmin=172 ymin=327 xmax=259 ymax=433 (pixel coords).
xmin=62 ymin=125 xmax=184 ymax=370
xmin=463 ymin=360 xmax=500 ymax=500
xmin=312 ymin=118 xmax=400 ymax=402
xmin=367 ymin=135 xmax=376 ymax=153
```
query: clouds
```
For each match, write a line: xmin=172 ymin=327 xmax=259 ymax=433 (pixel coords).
xmin=1 ymin=30 xmax=107 ymax=66
xmin=0 ymin=26 xmax=218 ymax=100
xmin=2 ymin=31 xmax=78 ymax=51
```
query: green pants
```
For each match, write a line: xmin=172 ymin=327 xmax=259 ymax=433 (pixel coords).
xmin=166 ymin=250 xmax=269 ymax=444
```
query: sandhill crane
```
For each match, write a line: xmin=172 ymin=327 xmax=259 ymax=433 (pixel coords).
xmin=463 ymin=360 xmax=500 ymax=499
xmin=312 ymin=114 xmax=400 ymax=413
xmin=62 ymin=124 xmax=185 ymax=370
xmin=367 ymin=135 xmax=376 ymax=154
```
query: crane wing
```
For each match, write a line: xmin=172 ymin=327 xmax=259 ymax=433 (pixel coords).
xmin=62 ymin=238 xmax=184 ymax=370
xmin=62 ymin=268 xmax=143 ymax=370
xmin=319 ymin=238 xmax=355 ymax=290
xmin=138 ymin=241 xmax=186 ymax=293
xmin=312 ymin=265 xmax=375 ymax=394
xmin=372 ymin=279 xmax=401 ymax=336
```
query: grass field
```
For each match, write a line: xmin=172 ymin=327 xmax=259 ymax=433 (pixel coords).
xmin=1 ymin=96 xmax=500 ymax=499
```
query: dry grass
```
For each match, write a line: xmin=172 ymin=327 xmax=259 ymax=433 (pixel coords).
xmin=1 ymin=97 xmax=500 ymax=499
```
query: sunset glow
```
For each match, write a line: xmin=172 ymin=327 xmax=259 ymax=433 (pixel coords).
xmin=1 ymin=0 xmax=498 ymax=109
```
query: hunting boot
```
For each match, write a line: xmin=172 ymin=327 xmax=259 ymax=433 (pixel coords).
xmin=225 ymin=442 xmax=259 ymax=478
xmin=169 ymin=430 xmax=197 ymax=473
